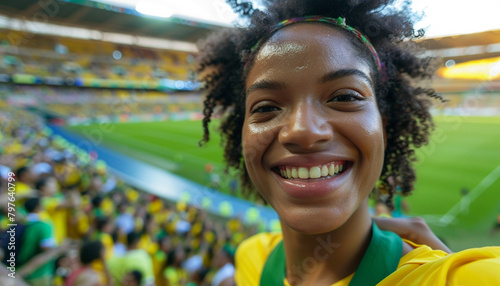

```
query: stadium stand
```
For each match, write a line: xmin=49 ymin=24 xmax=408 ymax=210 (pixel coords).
xmin=0 ymin=11 xmax=252 ymax=283
xmin=0 ymin=29 xmax=196 ymax=80
xmin=0 ymin=27 xmax=203 ymax=126
xmin=1 ymin=85 xmax=203 ymax=125
xmin=0 ymin=108 xmax=256 ymax=285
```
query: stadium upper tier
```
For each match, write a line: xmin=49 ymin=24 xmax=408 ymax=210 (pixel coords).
xmin=0 ymin=29 xmax=197 ymax=89
xmin=0 ymin=85 xmax=204 ymax=125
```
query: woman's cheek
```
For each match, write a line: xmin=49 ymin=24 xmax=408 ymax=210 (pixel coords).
xmin=242 ymin=122 xmax=278 ymax=164
xmin=346 ymin=111 xmax=385 ymax=154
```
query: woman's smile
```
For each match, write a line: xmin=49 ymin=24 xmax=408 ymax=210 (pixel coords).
xmin=272 ymin=160 xmax=353 ymax=200
xmin=269 ymin=154 xmax=352 ymax=199
xmin=277 ymin=160 xmax=346 ymax=180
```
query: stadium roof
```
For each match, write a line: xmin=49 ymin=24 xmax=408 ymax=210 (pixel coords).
xmin=0 ymin=0 xmax=223 ymax=42
xmin=1 ymin=0 xmax=499 ymax=64
xmin=420 ymin=29 xmax=500 ymax=64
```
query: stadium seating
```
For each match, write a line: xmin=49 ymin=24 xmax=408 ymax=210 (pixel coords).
xmin=0 ymin=107 xmax=253 ymax=285
xmin=0 ymin=28 xmax=196 ymax=86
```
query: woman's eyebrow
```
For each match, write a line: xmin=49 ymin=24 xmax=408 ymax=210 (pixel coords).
xmin=246 ymin=80 xmax=287 ymax=95
xmin=319 ymin=69 xmax=373 ymax=89
xmin=246 ymin=69 xmax=373 ymax=96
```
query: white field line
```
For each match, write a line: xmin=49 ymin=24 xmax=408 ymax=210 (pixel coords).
xmin=439 ymin=163 xmax=500 ymax=226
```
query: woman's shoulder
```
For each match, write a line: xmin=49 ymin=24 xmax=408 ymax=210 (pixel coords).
xmin=235 ymin=232 xmax=283 ymax=286
xmin=237 ymin=232 xmax=283 ymax=255
xmin=437 ymin=246 xmax=500 ymax=282
xmin=404 ymin=242 xmax=500 ymax=266
xmin=381 ymin=243 xmax=500 ymax=285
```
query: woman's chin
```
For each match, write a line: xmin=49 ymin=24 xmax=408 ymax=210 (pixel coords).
xmin=282 ymin=212 xmax=348 ymax=235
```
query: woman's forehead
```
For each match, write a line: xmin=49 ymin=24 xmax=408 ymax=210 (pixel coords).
xmin=257 ymin=23 xmax=354 ymax=59
xmin=248 ymin=23 xmax=373 ymax=85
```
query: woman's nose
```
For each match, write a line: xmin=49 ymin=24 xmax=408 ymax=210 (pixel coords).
xmin=278 ymin=101 xmax=333 ymax=150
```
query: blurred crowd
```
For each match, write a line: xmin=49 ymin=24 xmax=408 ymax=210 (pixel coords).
xmin=0 ymin=108 xmax=255 ymax=286
xmin=0 ymin=85 xmax=203 ymax=125
xmin=0 ymin=31 xmax=195 ymax=82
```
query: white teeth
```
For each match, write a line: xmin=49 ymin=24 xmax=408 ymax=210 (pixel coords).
xmin=298 ymin=167 xmax=309 ymax=179
xmin=328 ymin=164 xmax=335 ymax=176
xmin=281 ymin=163 xmax=345 ymax=180
xmin=321 ymin=166 xmax=329 ymax=177
xmin=309 ymin=166 xmax=321 ymax=179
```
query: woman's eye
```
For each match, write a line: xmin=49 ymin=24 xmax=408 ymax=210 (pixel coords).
xmin=250 ymin=105 xmax=280 ymax=114
xmin=329 ymin=92 xmax=364 ymax=102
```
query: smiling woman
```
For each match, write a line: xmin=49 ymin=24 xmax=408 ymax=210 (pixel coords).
xmin=197 ymin=0 xmax=500 ymax=285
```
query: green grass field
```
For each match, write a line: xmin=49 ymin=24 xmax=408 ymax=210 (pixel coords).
xmin=68 ymin=115 xmax=500 ymax=251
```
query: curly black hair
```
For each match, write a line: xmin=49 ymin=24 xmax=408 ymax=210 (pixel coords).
xmin=198 ymin=0 xmax=442 ymax=206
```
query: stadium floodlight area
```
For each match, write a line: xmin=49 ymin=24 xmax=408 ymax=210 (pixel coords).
xmin=0 ymin=14 xmax=197 ymax=53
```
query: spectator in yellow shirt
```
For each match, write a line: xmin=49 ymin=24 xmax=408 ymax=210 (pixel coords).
xmin=15 ymin=165 xmax=37 ymax=199
xmin=92 ymin=216 xmax=115 ymax=260
xmin=36 ymin=176 xmax=68 ymax=244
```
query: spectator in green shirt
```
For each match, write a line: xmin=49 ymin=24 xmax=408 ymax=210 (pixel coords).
xmin=18 ymin=197 xmax=56 ymax=286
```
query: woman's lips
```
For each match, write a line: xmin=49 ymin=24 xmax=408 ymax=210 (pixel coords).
xmin=272 ymin=161 xmax=352 ymax=199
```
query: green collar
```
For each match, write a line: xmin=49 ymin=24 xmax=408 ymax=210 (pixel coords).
xmin=260 ymin=221 xmax=402 ymax=286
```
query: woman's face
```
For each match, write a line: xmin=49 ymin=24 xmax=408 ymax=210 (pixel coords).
xmin=243 ymin=23 xmax=386 ymax=234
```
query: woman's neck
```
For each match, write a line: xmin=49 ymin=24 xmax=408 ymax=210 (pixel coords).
xmin=283 ymin=202 xmax=372 ymax=286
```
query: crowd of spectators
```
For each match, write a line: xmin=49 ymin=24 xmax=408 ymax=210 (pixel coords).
xmin=0 ymin=108 xmax=254 ymax=286
xmin=0 ymin=31 xmax=195 ymax=82
xmin=0 ymin=85 xmax=203 ymax=124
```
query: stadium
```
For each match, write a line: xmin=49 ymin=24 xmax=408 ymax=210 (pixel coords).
xmin=0 ymin=0 xmax=499 ymax=285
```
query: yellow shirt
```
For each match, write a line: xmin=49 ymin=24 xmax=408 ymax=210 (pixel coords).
xmin=15 ymin=181 xmax=33 ymax=198
xmin=235 ymin=233 xmax=500 ymax=286
xmin=41 ymin=195 xmax=67 ymax=244
xmin=138 ymin=233 xmax=159 ymax=256
xmin=153 ymin=251 xmax=166 ymax=285
xmin=90 ymin=260 xmax=109 ymax=285
xmin=93 ymin=232 xmax=114 ymax=260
